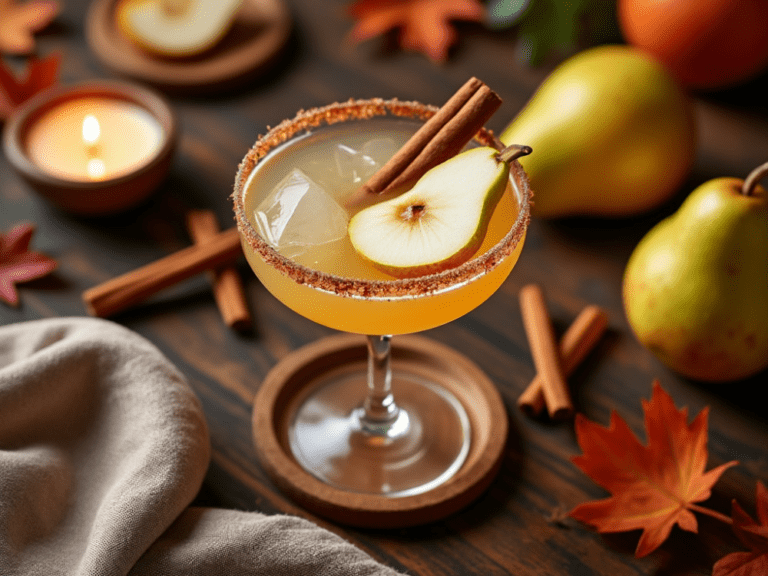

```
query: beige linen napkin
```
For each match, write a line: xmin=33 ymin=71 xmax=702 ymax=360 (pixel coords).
xmin=0 ymin=317 xmax=403 ymax=576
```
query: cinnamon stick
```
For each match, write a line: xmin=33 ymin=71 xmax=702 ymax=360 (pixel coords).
xmin=83 ymin=227 xmax=242 ymax=318
xmin=517 ymin=305 xmax=608 ymax=417
xmin=186 ymin=210 xmax=252 ymax=331
xmin=347 ymin=77 xmax=502 ymax=205
xmin=519 ymin=284 xmax=572 ymax=421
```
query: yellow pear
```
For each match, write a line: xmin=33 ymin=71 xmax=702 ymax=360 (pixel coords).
xmin=500 ymin=45 xmax=696 ymax=218
xmin=623 ymin=163 xmax=768 ymax=382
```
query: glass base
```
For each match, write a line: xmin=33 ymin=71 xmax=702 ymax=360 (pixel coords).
xmin=289 ymin=371 xmax=471 ymax=497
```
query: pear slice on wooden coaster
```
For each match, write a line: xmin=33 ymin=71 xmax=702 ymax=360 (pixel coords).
xmin=116 ymin=0 xmax=244 ymax=57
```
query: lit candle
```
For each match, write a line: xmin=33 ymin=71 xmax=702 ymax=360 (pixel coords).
xmin=25 ymin=96 xmax=164 ymax=182
xmin=2 ymin=81 xmax=177 ymax=215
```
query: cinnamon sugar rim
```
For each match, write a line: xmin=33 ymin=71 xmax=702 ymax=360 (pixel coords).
xmin=232 ymin=98 xmax=531 ymax=300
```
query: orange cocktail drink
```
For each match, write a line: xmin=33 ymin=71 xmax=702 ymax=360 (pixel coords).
xmin=233 ymin=97 xmax=531 ymax=502
xmin=235 ymin=100 xmax=529 ymax=336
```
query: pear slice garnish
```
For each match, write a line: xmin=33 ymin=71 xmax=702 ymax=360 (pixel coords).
xmin=349 ymin=145 xmax=529 ymax=278
xmin=116 ymin=0 xmax=244 ymax=58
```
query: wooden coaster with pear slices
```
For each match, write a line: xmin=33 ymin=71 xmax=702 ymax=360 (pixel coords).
xmin=86 ymin=0 xmax=292 ymax=92
xmin=115 ymin=0 xmax=245 ymax=58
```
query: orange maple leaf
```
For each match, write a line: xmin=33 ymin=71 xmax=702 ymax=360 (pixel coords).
xmin=0 ymin=52 xmax=59 ymax=119
xmin=0 ymin=0 xmax=60 ymax=55
xmin=713 ymin=482 xmax=768 ymax=576
xmin=569 ymin=381 xmax=738 ymax=557
xmin=347 ymin=0 xmax=485 ymax=63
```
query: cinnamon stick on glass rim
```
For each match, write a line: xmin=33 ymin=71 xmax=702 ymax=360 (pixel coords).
xmin=186 ymin=210 xmax=252 ymax=331
xmin=519 ymin=284 xmax=573 ymax=420
xmin=346 ymin=77 xmax=503 ymax=206
xmin=82 ymin=227 xmax=242 ymax=318
xmin=517 ymin=305 xmax=608 ymax=417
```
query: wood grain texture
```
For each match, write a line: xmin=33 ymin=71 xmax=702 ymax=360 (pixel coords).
xmin=2 ymin=0 xmax=768 ymax=573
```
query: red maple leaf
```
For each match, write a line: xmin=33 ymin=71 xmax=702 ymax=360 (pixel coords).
xmin=0 ymin=52 xmax=60 ymax=120
xmin=713 ymin=482 xmax=768 ymax=576
xmin=0 ymin=222 xmax=57 ymax=306
xmin=0 ymin=0 xmax=59 ymax=55
xmin=347 ymin=0 xmax=485 ymax=63
xmin=569 ymin=381 xmax=738 ymax=557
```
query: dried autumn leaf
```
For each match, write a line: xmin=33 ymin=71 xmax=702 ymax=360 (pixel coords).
xmin=0 ymin=52 xmax=60 ymax=119
xmin=0 ymin=0 xmax=60 ymax=55
xmin=713 ymin=482 xmax=768 ymax=576
xmin=347 ymin=0 xmax=485 ymax=63
xmin=0 ymin=222 xmax=57 ymax=306
xmin=569 ymin=381 xmax=738 ymax=557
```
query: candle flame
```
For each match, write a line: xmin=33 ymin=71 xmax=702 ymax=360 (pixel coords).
xmin=82 ymin=114 xmax=101 ymax=147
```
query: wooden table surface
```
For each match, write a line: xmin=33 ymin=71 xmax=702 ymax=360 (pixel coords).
xmin=2 ymin=1 xmax=768 ymax=574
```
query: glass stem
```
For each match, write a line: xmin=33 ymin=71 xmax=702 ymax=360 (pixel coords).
xmin=360 ymin=335 xmax=400 ymax=432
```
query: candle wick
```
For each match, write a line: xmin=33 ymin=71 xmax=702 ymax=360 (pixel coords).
xmin=162 ymin=0 xmax=191 ymax=16
xmin=87 ymin=158 xmax=107 ymax=181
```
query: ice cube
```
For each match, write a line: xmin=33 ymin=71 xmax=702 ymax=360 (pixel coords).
xmin=360 ymin=138 xmax=399 ymax=167
xmin=334 ymin=144 xmax=377 ymax=184
xmin=300 ymin=158 xmax=338 ymax=193
xmin=254 ymin=168 xmax=349 ymax=258
xmin=333 ymin=138 xmax=398 ymax=184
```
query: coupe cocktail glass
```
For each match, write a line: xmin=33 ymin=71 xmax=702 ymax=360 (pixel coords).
xmin=233 ymin=98 xmax=530 ymax=498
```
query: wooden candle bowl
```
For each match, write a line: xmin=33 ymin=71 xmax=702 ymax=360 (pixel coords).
xmin=2 ymin=80 xmax=177 ymax=216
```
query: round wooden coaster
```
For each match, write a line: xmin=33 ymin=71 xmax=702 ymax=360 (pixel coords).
xmin=253 ymin=333 xmax=508 ymax=528
xmin=85 ymin=0 xmax=292 ymax=93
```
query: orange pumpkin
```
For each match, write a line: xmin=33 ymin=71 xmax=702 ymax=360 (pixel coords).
xmin=618 ymin=0 xmax=768 ymax=90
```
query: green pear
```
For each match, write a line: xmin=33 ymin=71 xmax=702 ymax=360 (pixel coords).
xmin=349 ymin=145 xmax=529 ymax=278
xmin=622 ymin=163 xmax=768 ymax=382
xmin=500 ymin=45 xmax=696 ymax=218
xmin=116 ymin=0 xmax=243 ymax=57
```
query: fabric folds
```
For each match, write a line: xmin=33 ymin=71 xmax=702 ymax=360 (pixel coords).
xmin=0 ymin=317 xmax=401 ymax=576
